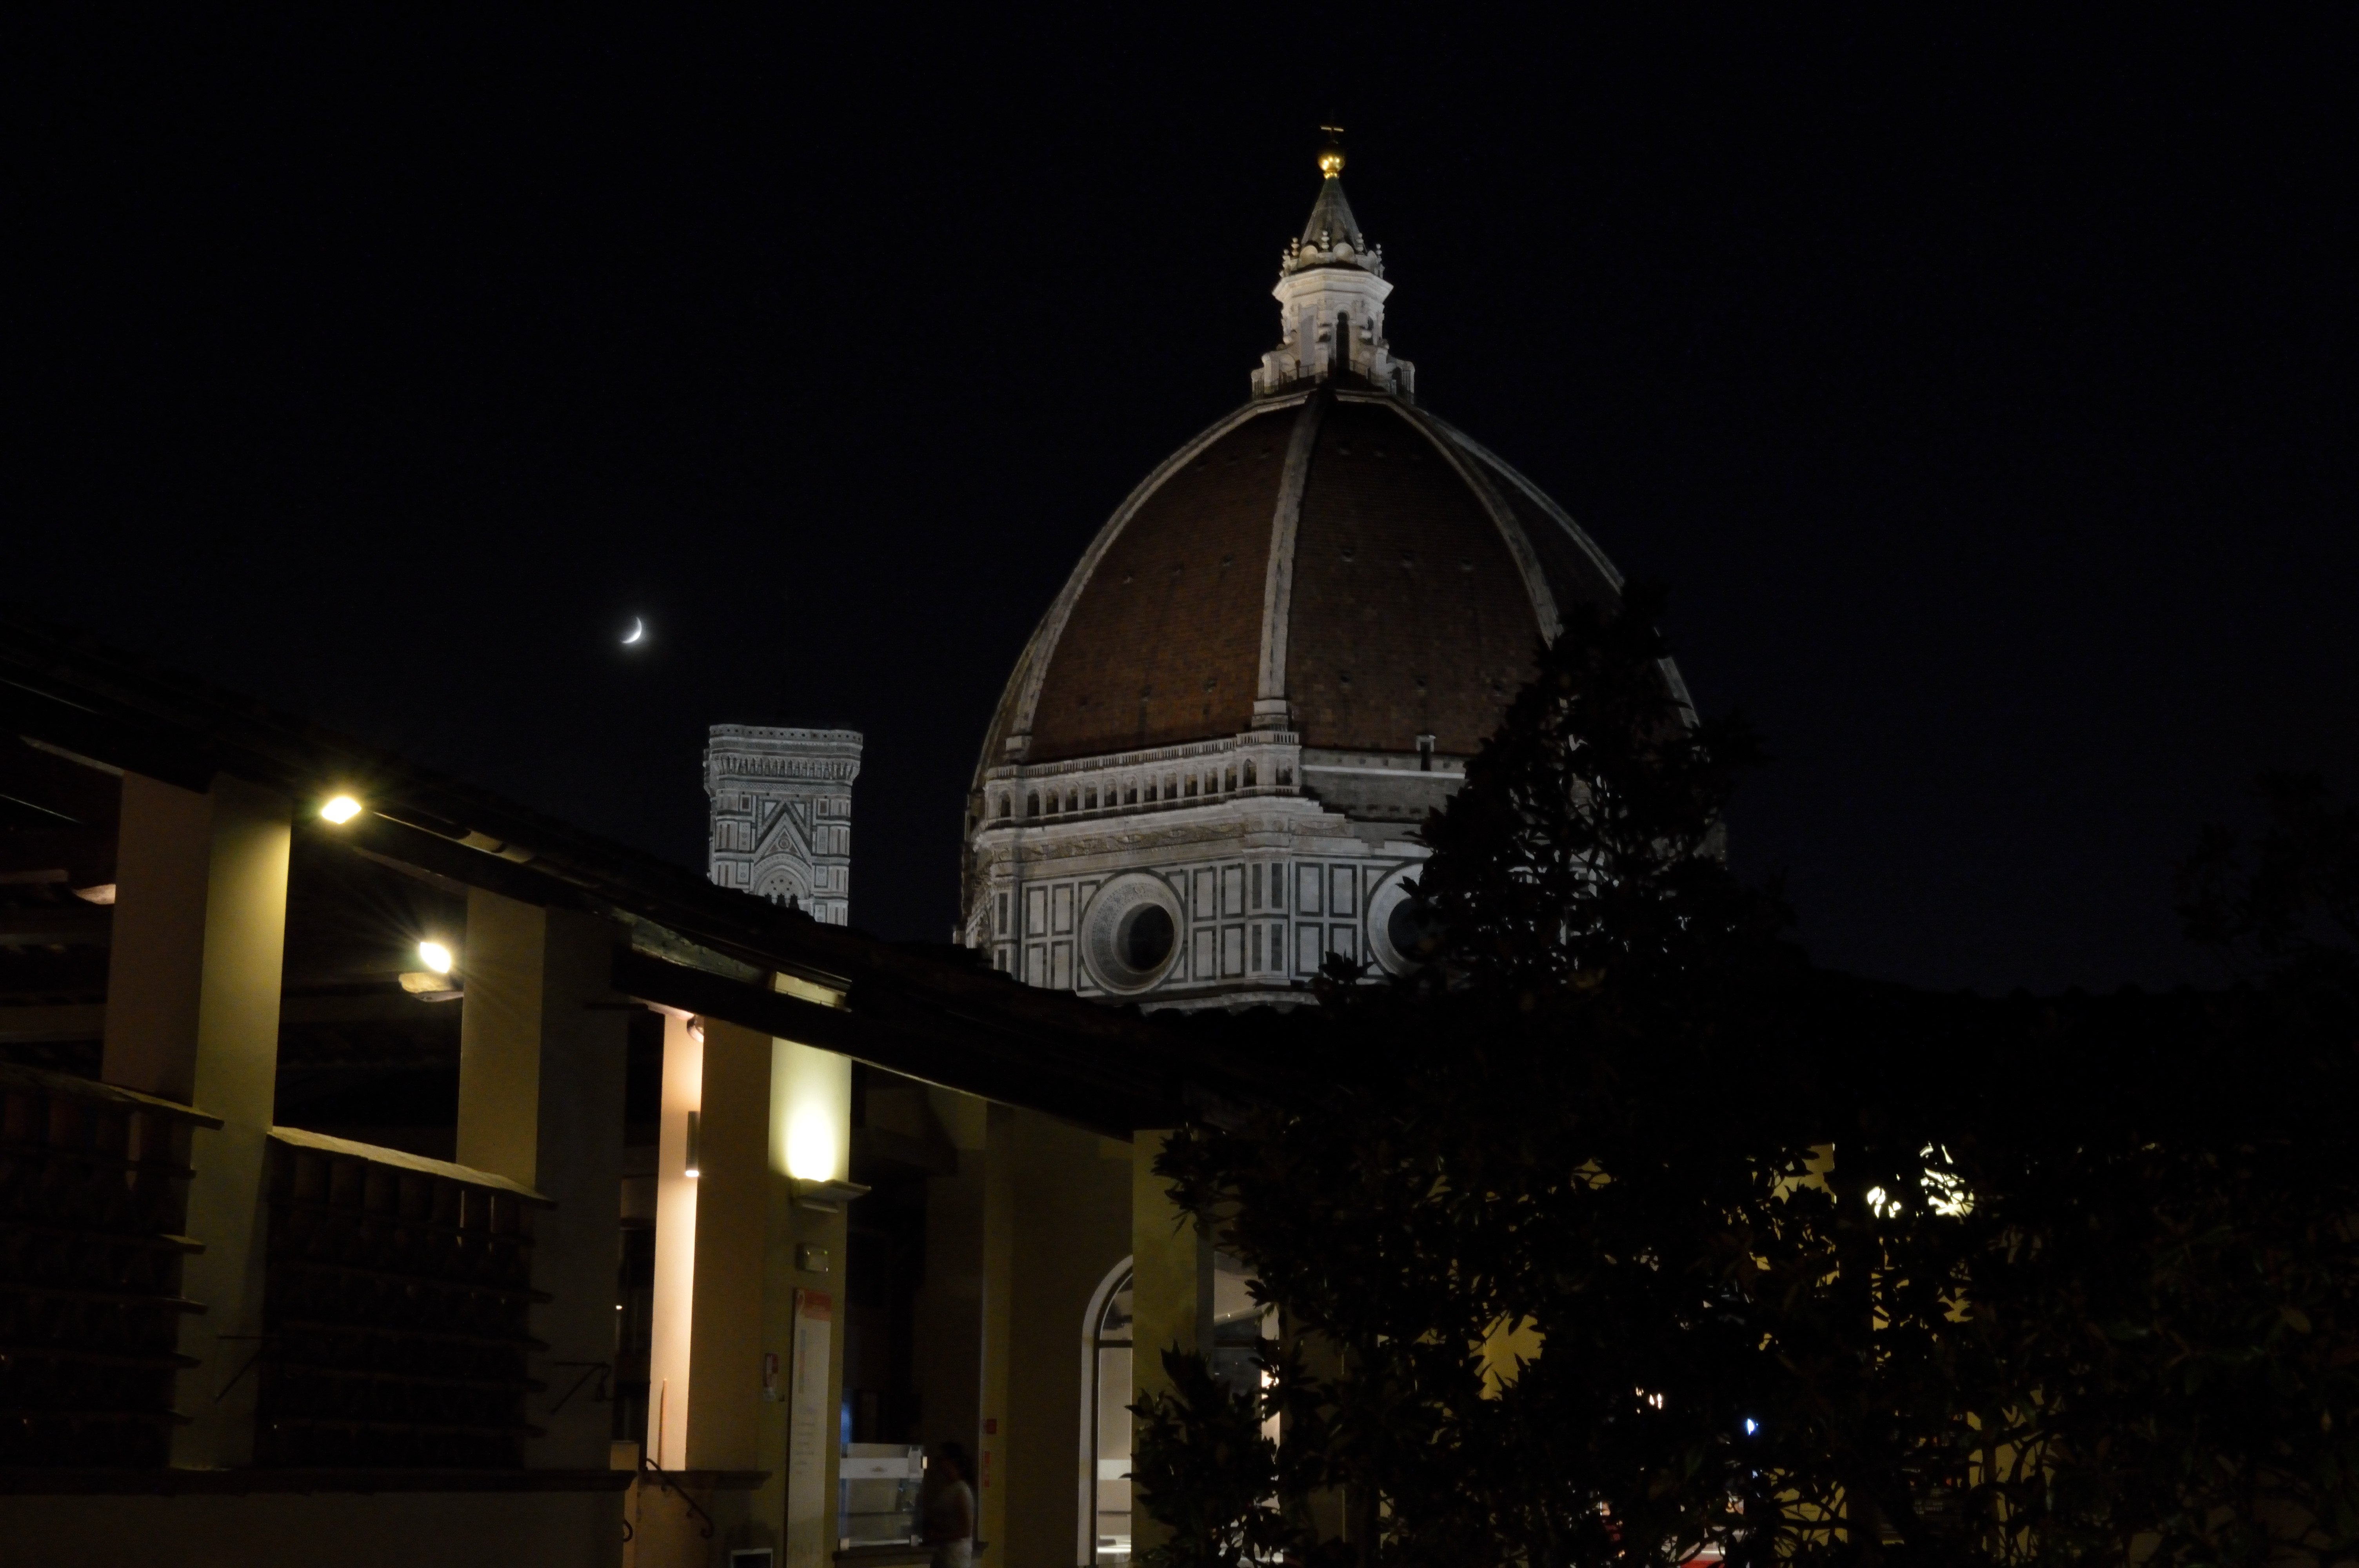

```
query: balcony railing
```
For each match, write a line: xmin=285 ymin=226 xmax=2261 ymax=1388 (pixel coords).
xmin=254 ymin=1127 xmax=552 ymax=1468
xmin=0 ymin=1062 xmax=220 ymax=1467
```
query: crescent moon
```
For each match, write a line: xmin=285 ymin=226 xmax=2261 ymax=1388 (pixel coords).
xmin=622 ymin=618 xmax=645 ymax=646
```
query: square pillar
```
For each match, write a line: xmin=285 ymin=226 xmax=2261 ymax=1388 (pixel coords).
xmin=994 ymin=1112 xmax=1134 ymax=1568
xmin=1130 ymin=1129 xmax=1214 ymax=1562
xmin=643 ymin=1007 xmax=853 ymax=1566
xmin=454 ymin=889 xmax=629 ymax=1467
xmin=103 ymin=771 xmax=291 ymax=1468
xmin=646 ymin=1009 xmax=792 ymax=1471
xmin=647 ymin=1012 xmax=704 ymax=1471
xmin=764 ymin=1033 xmax=852 ymax=1568
xmin=678 ymin=1016 xmax=774 ymax=1472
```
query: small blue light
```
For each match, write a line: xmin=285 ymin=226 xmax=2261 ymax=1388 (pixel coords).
xmin=1743 ymin=1418 xmax=1760 ymax=1436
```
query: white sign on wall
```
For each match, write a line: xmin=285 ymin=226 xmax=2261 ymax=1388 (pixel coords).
xmin=787 ymin=1289 xmax=834 ymax=1568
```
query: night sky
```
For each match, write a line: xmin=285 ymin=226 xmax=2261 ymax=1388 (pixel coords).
xmin=12 ymin=13 xmax=2354 ymax=993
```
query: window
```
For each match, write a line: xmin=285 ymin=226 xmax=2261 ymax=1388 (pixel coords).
xmin=1027 ymin=791 xmax=1040 ymax=817
xmin=1223 ymin=766 xmax=1236 ymax=793
xmin=1068 ymin=790 xmax=1081 ymax=813
xmin=1046 ymin=793 xmax=1060 ymax=815
xmin=1125 ymin=784 xmax=1138 ymax=805
xmin=1185 ymin=777 xmax=1198 ymax=797
xmin=1277 ymin=766 xmax=1294 ymax=787
xmin=1243 ymin=760 xmax=1257 ymax=788
xmin=997 ymin=795 xmax=1011 ymax=820
xmin=1083 ymin=1263 xmax=1135 ymax=1567
xmin=1086 ymin=788 xmax=1098 ymax=810
xmin=1078 ymin=1248 xmax=1272 ymax=1567
xmin=996 ymin=893 xmax=1009 ymax=935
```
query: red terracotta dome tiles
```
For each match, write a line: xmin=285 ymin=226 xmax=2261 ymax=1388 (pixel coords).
xmin=1024 ymin=405 xmax=1299 ymax=762
xmin=1284 ymin=400 xmax=1543 ymax=755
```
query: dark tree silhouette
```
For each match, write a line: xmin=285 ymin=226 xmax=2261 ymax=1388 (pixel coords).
xmin=1136 ymin=595 xmax=2359 ymax=1568
xmin=1413 ymin=582 xmax=1776 ymax=993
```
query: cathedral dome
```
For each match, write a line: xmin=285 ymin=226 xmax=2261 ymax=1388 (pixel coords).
xmin=976 ymin=154 xmax=1653 ymax=776
xmin=961 ymin=151 xmax=1681 ymax=1004
xmin=976 ymin=388 xmax=1633 ymax=769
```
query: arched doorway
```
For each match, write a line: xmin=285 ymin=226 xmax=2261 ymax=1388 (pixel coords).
xmin=1078 ymin=1251 xmax=1275 ymax=1565
xmin=1080 ymin=1260 xmax=1134 ymax=1566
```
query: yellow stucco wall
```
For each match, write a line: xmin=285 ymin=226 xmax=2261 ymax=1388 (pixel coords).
xmin=996 ymin=1109 xmax=1133 ymax=1568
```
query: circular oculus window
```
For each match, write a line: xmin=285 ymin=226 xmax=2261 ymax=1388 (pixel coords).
xmin=1081 ymin=873 xmax=1184 ymax=995
xmin=1365 ymin=863 xmax=1444 ymax=975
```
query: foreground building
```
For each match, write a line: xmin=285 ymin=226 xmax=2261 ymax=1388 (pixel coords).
xmin=0 ymin=608 xmax=1270 ymax=1567
xmin=963 ymin=145 xmax=1678 ymax=1005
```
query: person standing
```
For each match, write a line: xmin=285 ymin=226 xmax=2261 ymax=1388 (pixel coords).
xmin=922 ymin=1441 xmax=976 ymax=1568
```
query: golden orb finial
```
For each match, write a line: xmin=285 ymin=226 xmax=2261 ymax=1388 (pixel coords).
xmin=1317 ymin=125 xmax=1346 ymax=178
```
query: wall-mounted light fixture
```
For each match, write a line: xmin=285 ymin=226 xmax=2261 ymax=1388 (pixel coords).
xmin=785 ymin=1103 xmax=837 ymax=1183
xmin=320 ymin=794 xmax=363 ymax=824
xmin=791 ymin=1177 xmax=869 ymax=1213
xmin=400 ymin=938 xmax=462 ymax=1001
xmin=685 ymin=1110 xmax=702 ymax=1178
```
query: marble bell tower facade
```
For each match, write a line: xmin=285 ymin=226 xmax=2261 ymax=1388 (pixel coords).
xmin=705 ymin=724 xmax=863 ymax=924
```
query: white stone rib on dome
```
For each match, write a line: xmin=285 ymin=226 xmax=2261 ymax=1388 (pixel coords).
xmin=977 ymin=391 xmax=1312 ymax=773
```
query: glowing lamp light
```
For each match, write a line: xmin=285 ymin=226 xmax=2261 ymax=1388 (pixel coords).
xmin=320 ymin=795 xmax=363 ymax=824
xmin=417 ymin=940 xmax=454 ymax=976
xmin=1744 ymin=1418 xmax=1761 ymax=1436
xmin=786 ymin=1103 xmax=838 ymax=1182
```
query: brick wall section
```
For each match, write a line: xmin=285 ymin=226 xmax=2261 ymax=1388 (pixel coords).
xmin=1286 ymin=401 xmax=1541 ymax=754
xmin=1001 ymin=400 xmax=1634 ymax=773
xmin=1027 ymin=406 xmax=1298 ymax=762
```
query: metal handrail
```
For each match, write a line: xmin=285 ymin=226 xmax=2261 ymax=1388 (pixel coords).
xmin=639 ymin=1453 xmax=718 ymax=1539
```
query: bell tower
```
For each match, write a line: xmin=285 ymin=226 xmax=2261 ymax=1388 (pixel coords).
xmin=705 ymin=725 xmax=863 ymax=923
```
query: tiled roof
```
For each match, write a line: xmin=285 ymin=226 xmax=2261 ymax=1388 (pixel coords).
xmin=982 ymin=388 xmax=1635 ymax=772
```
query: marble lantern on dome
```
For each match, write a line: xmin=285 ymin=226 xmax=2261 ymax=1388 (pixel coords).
xmin=961 ymin=150 xmax=1685 ymax=1007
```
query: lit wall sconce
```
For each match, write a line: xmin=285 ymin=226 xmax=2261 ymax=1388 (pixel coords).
xmin=685 ymin=1110 xmax=702 ymax=1178
xmin=400 ymin=938 xmax=462 ymax=1001
xmin=785 ymin=1103 xmax=838 ymax=1182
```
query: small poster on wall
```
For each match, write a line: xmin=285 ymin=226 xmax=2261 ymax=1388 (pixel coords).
xmin=788 ymin=1289 xmax=834 ymax=1568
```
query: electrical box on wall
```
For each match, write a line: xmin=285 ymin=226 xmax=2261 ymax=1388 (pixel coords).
xmin=796 ymin=1243 xmax=832 ymax=1273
